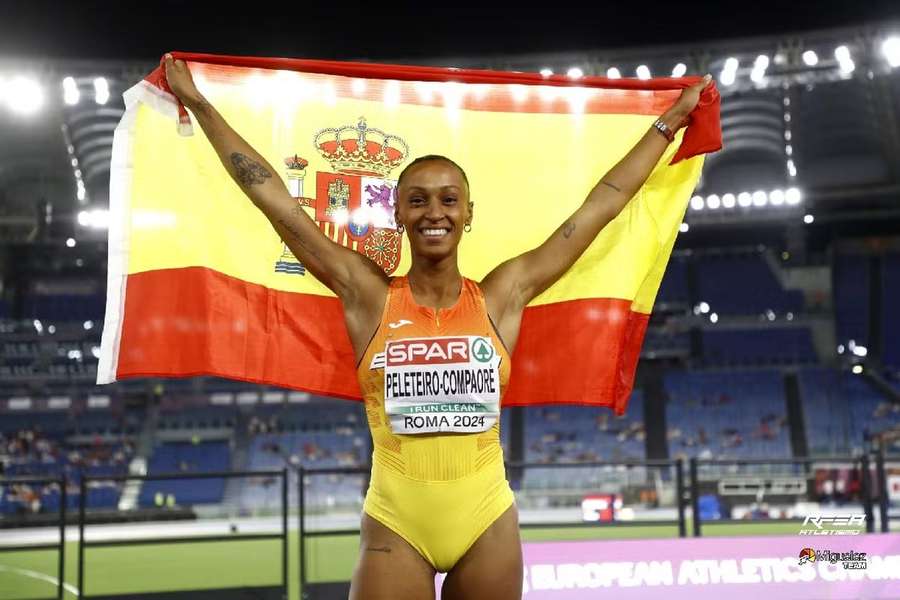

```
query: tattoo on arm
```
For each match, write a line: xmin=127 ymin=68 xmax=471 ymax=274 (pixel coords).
xmin=600 ymin=180 xmax=621 ymax=193
xmin=276 ymin=217 xmax=321 ymax=260
xmin=230 ymin=152 xmax=272 ymax=187
xmin=562 ymin=221 xmax=576 ymax=239
xmin=366 ymin=546 xmax=392 ymax=553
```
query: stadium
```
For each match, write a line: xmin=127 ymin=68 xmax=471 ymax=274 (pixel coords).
xmin=2 ymin=4 xmax=900 ymax=599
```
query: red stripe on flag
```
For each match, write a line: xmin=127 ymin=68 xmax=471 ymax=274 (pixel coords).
xmin=115 ymin=267 xmax=647 ymax=413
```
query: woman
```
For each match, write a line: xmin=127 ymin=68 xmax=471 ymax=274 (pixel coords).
xmin=164 ymin=54 xmax=710 ymax=599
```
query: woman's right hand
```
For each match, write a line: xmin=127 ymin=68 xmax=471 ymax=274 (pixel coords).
xmin=163 ymin=53 xmax=204 ymax=108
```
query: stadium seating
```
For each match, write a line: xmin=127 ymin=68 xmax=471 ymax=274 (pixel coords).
xmin=694 ymin=253 xmax=803 ymax=315
xmin=138 ymin=440 xmax=231 ymax=507
xmin=701 ymin=327 xmax=817 ymax=365
xmin=665 ymin=370 xmax=792 ymax=459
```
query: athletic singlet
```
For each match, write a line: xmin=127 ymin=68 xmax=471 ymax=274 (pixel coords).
xmin=356 ymin=276 xmax=515 ymax=571
xmin=357 ymin=275 xmax=511 ymax=480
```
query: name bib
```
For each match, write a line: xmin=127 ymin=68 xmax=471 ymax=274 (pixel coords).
xmin=378 ymin=335 xmax=501 ymax=434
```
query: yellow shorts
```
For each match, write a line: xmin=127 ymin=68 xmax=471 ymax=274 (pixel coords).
xmin=363 ymin=458 xmax=515 ymax=572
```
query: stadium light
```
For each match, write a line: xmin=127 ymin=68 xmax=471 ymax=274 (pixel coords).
xmin=66 ymin=237 xmax=76 ymax=248
xmin=769 ymin=189 xmax=785 ymax=206
xmin=721 ymin=193 xmax=736 ymax=208
xmin=709 ymin=312 xmax=718 ymax=324
xmin=84 ymin=320 xmax=94 ymax=330
xmin=802 ymin=50 xmax=819 ymax=66
xmin=63 ymin=76 xmax=79 ymax=105
xmin=705 ymin=194 xmax=720 ymax=209
xmin=835 ymin=45 xmax=856 ymax=74
xmin=785 ymin=187 xmax=802 ymax=205
xmin=690 ymin=195 xmax=704 ymax=210
xmin=679 ymin=222 xmax=689 ymax=233
xmin=636 ymin=65 xmax=651 ymax=80
xmin=803 ymin=214 xmax=814 ymax=224
xmin=93 ymin=77 xmax=109 ymax=105
xmin=540 ymin=68 xmax=553 ymax=78
xmin=567 ymin=67 xmax=584 ymax=79
xmin=852 ymin=365 xmax=864 ymax=375
xmin=5 ymin=76 xmax=44 ymax=115
xmin=752 ymin=190 xmax=768 ymax=207
xmin=882 ymin=36 xmax=900 ymax=67
xmin=737 ymin=192 xmax=753 ymax=208
xmin=606 ymin=67 xmax=621 ymax=79
xmin=671 ymin=63 xmax=687 ymax=77
xmin=77 ymin=209 xmax=110 ymax=229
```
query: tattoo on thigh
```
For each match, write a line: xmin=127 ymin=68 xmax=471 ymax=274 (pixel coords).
xmin=562 ymin=221 xmax=576 ymax=239
xmin=366 ymin=546 xmax=392 ymax=553
xmin=230 ymin=152 xmax=272 ymax=186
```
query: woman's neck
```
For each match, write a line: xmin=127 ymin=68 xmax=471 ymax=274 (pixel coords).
xmin=406 ymin=258 xmax=463 ymax=310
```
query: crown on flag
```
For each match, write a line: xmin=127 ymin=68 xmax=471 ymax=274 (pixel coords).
xmin=314 ymin=117 xmax=408 ymax=177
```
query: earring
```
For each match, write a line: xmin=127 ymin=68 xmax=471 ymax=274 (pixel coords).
xmin=464 ymin=223 xmax=472 ymax=232
xmin=396 ymin=223 xmax=404 ymax=234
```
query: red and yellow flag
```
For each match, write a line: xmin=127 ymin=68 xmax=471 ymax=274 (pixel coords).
xmin=98 ymin=52 xmax=721 ymax=414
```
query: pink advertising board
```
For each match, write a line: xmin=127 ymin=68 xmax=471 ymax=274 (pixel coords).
xmin=436 ymin=533 xmax=900 ymax=599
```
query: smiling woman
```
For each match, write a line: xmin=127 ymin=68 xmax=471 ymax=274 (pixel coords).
xmin=159 ymin=52 xmax=712 ymax=600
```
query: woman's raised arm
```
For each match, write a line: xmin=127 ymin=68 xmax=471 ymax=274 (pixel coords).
xmin=481 ymin=75 xmax=712 ymax=345
xmin=163 ymin=55 xmax=388 ymax=306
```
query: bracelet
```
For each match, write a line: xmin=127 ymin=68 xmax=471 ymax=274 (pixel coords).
xmin=652 ymin=118 xmax=675 ymax=143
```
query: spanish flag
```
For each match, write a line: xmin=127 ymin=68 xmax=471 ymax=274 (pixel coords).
xmin=98 ymin=52 xmax=721 ymax=414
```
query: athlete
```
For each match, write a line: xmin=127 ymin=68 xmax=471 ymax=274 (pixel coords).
xmin=164 ymin=54 xmax=711 ymax=599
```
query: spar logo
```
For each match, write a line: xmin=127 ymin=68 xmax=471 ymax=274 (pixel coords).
xmin=385 ymin=336 xmax=495 ymax=366
xmin=387 ymin=337 xmax=470 ymax=366
xmin=471 ymin=337 xmax=494 ymax=362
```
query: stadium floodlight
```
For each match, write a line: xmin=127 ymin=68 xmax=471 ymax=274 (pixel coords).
xmin=33 ymin=319 xmax=43 ymax=334
xmin=66 ymin=238 xmax=76 ymax=248
xmin=719 ymin=69 xmax=736 ymax=86
xmin=709 ymin=312 xmax=718 ymax=324
xmin=721 ymin=193 xmax=736 ymax=208
xmin=785 ymin=144 xmax=793 ymax=156
xmin=706 ymin=194 xmax=721 ymax=209
xmin=752 ymin=190 xmax=768 ymax=207
xmin=48 ymin=325 xmax=56 ymax=335
xmin=837 ymin=344 xmax=845 ymax=354
xmin=723 ymin=57 xmax=739 ymax=71
xmin=785 ymin=187 xmax=802 ymax=205
xmin=852 ymin=365 xmax=864 ymax=375
xmin=802 ymin=50 xmax=819 ymax=66
xmin=93 ymin=77 xmax=109 ymax=105
xmin=635 ymin=65 xmax=651 ymax=80
xmin=77 ymin=208 xmax=110 ymax=229
xmin=6 ymin=76 xmax=44 ymax=115
xmin=787 ymin=160 xmax=797 ymax=177
xmin=698 ymin=302 xmax=710 ymax=314
xmin=769 ymin=189 xmax=785 ymax=206
xmin=84 ymin=320 xmax=94 ymax=330
xmin=539 ymin=68 xmax=553 ymax=77
xmin=803 ymin=214 xmax=814 ymax=224
xmin=737 ymin=192 xmax=753 ymax=207
xmin=835 ymin=46 xmax=851 ymax=62
xmin=671 ymin=63 xmax=687 ymax=77
xmin=784 ymin=130 xmax=792 ymax=141
xmin=63 ymin=76 xmax=79 ymax=105
xmin=853 ymin=345 xmax=868 ymax=357
xmin=567 ymin=67 xmax=584 ymax=79
xmin=690 ymin=195 xmax=704 ymax=210
xmin=754 ymin=55 xmax=770 ymax=70
xmin=606 ymin=67 xmax=621 ymax=79
xmin=679 ymin=222 xmax=689 ymax=233
xmin=882 ymin=36 xmax=900 ymax=68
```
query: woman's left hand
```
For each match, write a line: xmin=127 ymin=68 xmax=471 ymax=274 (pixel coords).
xmin=664 ymin=74 xmax=713 ymax=130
